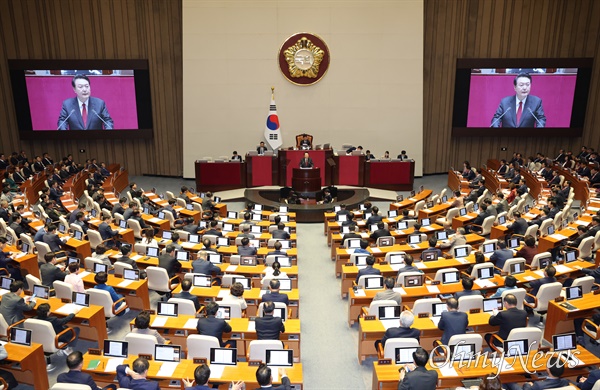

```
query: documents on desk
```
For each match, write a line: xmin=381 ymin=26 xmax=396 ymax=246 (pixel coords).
xmin=151 ymin=316 xmax=169 ymax=327
xmin=430 ymin=316 xmax=441 ymax=327
xmin=438 ymin=364 xmax=458 ymax=377
xmin=184 ymin=318 xmax=198 ymax=329
xmin=157 ymin=362 xmax=179 ymax=377
xmin=105 ymin=358 xmax=124 ymax=372
xmin=181 ymin=242 xmax=196 ymax=249
xmin=415 ymin=262 xmax=427 ymax=269
xmin=393 ymin=287 xmax=406 ymax=295
xmin=354 ymin=289 xmax=366 ymax=297
xmin=217 ymin=289 xmax=229 ymax=298
xmin=209 ymin=364 xmax=226 ymax=379
xmin=426 ymin=285 xmax=440 ymax=294
xmin=226 ymin=265 xmax=238 ymax=272
xmin=149 ymin=217 xmax=162 ymax=223
xmin=247 ymin=320 xmax=256 ymax=331
xmin=390 ymin=264 xmax=404 ymax=272
xmin=474 ymin=279 xmax=496 ymax=288
xmin=550 ymin=233 xmax=569 ymax=241
xmin=56 ymin=303 xmax=84 ymax=315
xmin=371 ymin=247 xmax=382 ymax=253
xmin=555 ymin=264 xmax=574 ymax=273
xmin=117 ymin=279 xmax=134 ymax=288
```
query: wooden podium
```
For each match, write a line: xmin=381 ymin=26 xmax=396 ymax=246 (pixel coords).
xmin=292 ymin=168 xmax=321 ymax=193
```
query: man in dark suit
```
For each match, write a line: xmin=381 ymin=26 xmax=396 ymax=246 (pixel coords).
xmin=57 ymin=75 xmax=113 ymax=130
xmin=569 ymin=216 xmax=600 ymax=247
xmin=112 ymin=197 xmax=128 ymax=217
xmin=366 ymin=206 xmax=384 ymax=226
xmin=507 ymin=211 xmax=528 ymax=236
xmin=356 ymin=255 xmax=381 ymax=283
xmin=380 ymin=311 xmax=420 ymax=347
xmin=485 ymin=294 xmax=528 ymax=348
xmin=0 ymin=281 xmax=35 ymax=324
xmin=40 ymin=252 xmax=68 ymax=287
xmin=299 ymin=135 xmax=311 ymax=149
xmin=590 ymin=167 xmax=600 ymax=185
xmin=491 ymin=73 xmax=546 ymax=128
xmin=437 ymin=298 xmax=468 ymax=345
xmin=299 ymin=152 xmax=314 ymax=168
xmin=58 ymin=351 xmax=117 ymax=389
xmin=192 ymin=251 xmax=222 ymax=277
xmin=173 ymin=279 xmax=201 ymax=312
xmin=157 ymin=245 xmax=181 ymax=278
xmin=255 ymin=301 xmax=285 ymax=340
xmin=183 ymin=364 xmax=244 ymax=390
xmin=454 ymin=277 xmax=483 ymax=299
xmin=397 ymin=347 xmax=438 ymax=390
xmin=238 ymin=237 xmax=257 ymax=256
xmin=272 ymin=223 xmax=290 ymax=240
xmin=262 ymin=279 xmax=289 ymax=305
xmin=490 ymin=241 xmax=514 ymax=271
xmin=342 ymin=225 xmax=361 ymax=247
xmin=257 ymin=141 xmax=268 ymax=155
xmin=42 ymin=225 xmax=64 ymax=252
xmin=255 ymin=364 xmax=291 ymax=390
xmin=182 ymin=217 xmax=200 ymax=234
xmin=527 ymin=266 xmax=557 ymax=305
xmin=203 ymin=220 xmax=222 ymax=237
xmin=196 ymin=302 xmax=234 ymax=347
xmin=370 ymin=222 xmax=391 ymax=241
xmin=577 ymin=368 xmax=600 ymax=390
xmin=98 ymin=215 xmax=119 ymax=247
xmin=521 ymin=357 xmax=569 ymax=390
xmin=116 ymin=358 xmax=159 ymax=390
xmin=266 ymin=241 xmax=286 ymax=257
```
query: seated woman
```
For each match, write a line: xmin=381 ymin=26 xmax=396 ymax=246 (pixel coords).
xmin=130 ymin=311 xmax=167 ymax=344
xmin=34 ymin=303 xmax=80 ymax=355
xmin=140 ymin=228 xmax=159 ymax=248
xmin=3 ymin=172 xmax=19 ymax=192
xmin=261 ymin=261 xmax=288 ymax=285
xmin=221 ymin=282 xmax=247 ymax=311
xmin=94 ymin=272 xmax=128 ymax=315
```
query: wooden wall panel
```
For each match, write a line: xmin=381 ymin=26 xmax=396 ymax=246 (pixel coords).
xmin=424 ymin=0 xmax=600 ymax=174
xmin=0 ymin=0 xmax=182 ymax=176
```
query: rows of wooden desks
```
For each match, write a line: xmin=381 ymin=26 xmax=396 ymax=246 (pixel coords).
xmin=333 ymin=233 xmax=485 ymax=277
xmin=544 ymin=290 xmax=600 ymax=342
xmin=129 ymin=315 xmax=302 ymax=361
xmin=82 ymin=353 xmax=304 ymax=389
xmin=372 ymin=346 xmax=599 ymax=389
xmin=347 ymin=258 xmax=595 ymax=327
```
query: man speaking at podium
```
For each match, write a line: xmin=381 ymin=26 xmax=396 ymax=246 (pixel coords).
xmin=490 ymin=73 xmax=546 ymax=128
xmin=57 ymin=75 xmax=114 ymax=130
xmin=299 ymin=152 xmax=314 ymax=168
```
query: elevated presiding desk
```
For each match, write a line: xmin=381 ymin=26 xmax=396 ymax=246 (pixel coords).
xmin=82 ymin=353 xmax=304 ymax=389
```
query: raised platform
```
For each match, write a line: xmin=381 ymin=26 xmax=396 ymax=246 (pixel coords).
xmin=244 ymin=188 xmax=372 ymax=223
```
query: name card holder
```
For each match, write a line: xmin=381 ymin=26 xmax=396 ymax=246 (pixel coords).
xmin=193 ymin=358 xmax=207 ymax=364
xmin=418 ymin=312 xmax=429 ymax=318
xmin=378 ymin=359 xmax=392 ymax=365
xmin=364 ymin=315 xmax=376 ymax=321
xmin=469 ymin=308 xmax=481 ymax=314
xmin=88 ymin=348 xmax=101 ymax=355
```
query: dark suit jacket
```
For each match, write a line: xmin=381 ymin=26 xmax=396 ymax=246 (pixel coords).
xmin=438 ymin=310 xmax=469 ymax=345
xmin=197 ymin=315 xmax=232 ymax=346
xmin=57 ymin=370 xmax=99 ymax=388
xmin=40 ymin=263 xmax=67 ymax=287
xmin=157 ymin=254 xmax=181 ymax=278
xmin=488 ymin=307 xmax=528 ymax=340
xmin=58 ymin=97 xmax=114 ymax=130
xmin=398 ymin=366 xmax=438 ymax=390
xmin=42 ymin=232 xmax=63 ymax=252
xmin=262 ymin=291 xmax=289 ymax=305
xmin=272 ymin=230 xmax=290 ymax=240
xmin=530 ymin=276 xmax=556 ymax=297
xmin=356 ymin=266 xmax=381 ymax=283
xmin=116 ymin=365 xmax=160 ymax=390
xmin=255 ymin=315 xmax=285 ymax=340
xmin=507 ymin=218 xmax=528 ymax=236
xmin=0 ymin=292 xmax=35 ymax=324
xmin=112 ymin=204 xmax=125 ymax=217
xmin=491 ymin=95 xmax=546 ymax=128
xmin=381 ymin=326 xmax=420 ymax=346
xmin=371 ymin=229 xmax=392 ymax=240
xmin=173 ymin=291 xmax=201 ymax=311
xmin=578 ymin=368 xmax=600 ymax=390
xmin=253 ymin=376 xmax=291 ymax=390
xmin=299 ymin=158 xmax=314 ymax=168
xmin=238 ymin=245 xmax=257 ymax=256
xmin=523 ymin=377 xmax=569 ymax=390
xmin=192 ymin=259 xmax=222 ymax=276
xmin=99 ymin=221 xmax=118 ymax=240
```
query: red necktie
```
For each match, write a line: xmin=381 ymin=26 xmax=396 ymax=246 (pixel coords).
xmin=516 ymin=101 xmax=522 ymax=126
xmin=82 ymin=103 xmax=88 ymax=128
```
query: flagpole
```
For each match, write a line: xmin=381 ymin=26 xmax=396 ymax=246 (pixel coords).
xmin=271 ymin=86 xmax=275 ymax=99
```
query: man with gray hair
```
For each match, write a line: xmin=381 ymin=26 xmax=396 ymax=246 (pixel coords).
xmin=237 ymin=224 xmax=255 ymax=239
xmin=440 ymin=227 xmax=467 ymax=250
xmin=378 ymin=311 xmax=420 ymax=349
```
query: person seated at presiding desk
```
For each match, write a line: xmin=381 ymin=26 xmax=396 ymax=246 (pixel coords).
xmin=438 ymin=297 xmax=468 ymax=345
xmin=230 ymin=151 xmax=242 ymax=162
xmin=174 ymin=279 xmax=201 ymax=311
xmin=299 ymin=134 xmax=312 ymax=150
xmin=484 ymin=293 xmax=528 ymax=349
xmin=130 ymin=311 xmax=168 ymax=344
xmin=381 ymin=151 xmax=391 ymax=160
xmin=238 ymin=237 xmax=257 ymax=256
xmin=420 ymin=237 xmax=442 ymax=260
xmin=183 ymin=364 xmax=244 ymax=390
xmin=346 ymin=145 xmax=363 ymax=154
xmin=256 ymin=301 xmax=285 ymax=340
xmin=374 ymin=277 xmax=402 ymax=305
xmin=356 ymin=255 xmax=380 ymax=283
xmin=262 ymin=279 xmax=289 ymax=305
xmin=299 ymin=152 xmax=314 ymax=168
xmin=490 ymin=241 xmax=514 ymax=272
xmin=490 ymin=275 xmax=518 ymax=298
xmin=116 ymin=357 xmax=159 ymax=390
xmin=197 ymin=302 xmax=235 ymax=348
xmin=397 ymin=348 xmax=438 ymax=390
xmin=257 ymin=141 xmax=268 ymax=155
xmin=222 ymin=282 xmax=248 ymax=311
xmin=58 ymin=351 xmax=117 ymax=390
xmin=454 ymin=277 xmax=482 ymax=299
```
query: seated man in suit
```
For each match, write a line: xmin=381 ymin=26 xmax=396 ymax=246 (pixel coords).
xmin=397 ymin=254 xmax=423 ymax=276
xmin=373 ymin=277 xmax=402 ymax=306
xmin=299 ymin=152 xmax=314 ymax=168
xmin=173 ymin=279 xmax=201 ymax=312
xmin=58 ymin=351 xmax=117 ymax=390
xmin=116 ymin=358 xmax=159 ymax=390
xmin=370 ymin=222 xmax=391 ymax=241
xmin=354 ymin=239 xmax=371 ymax=255
xmin=266 ymin=241 xmax=286 ymax=257
xmin=518 ymin=356 xmax=569 ymax=390
xmin=491 ymin=73 xmax=545 ymax=128
xmin=204 ymin=220 xmax=222 ymax=237
xmin=379 ymin=311 xmax=420 ymax=348
xmin=256 ymin=363 xmax=291 ymax=390
xmin=272 ymin=223 xmax=290 ymax=240
xmin=237 ymin=224 xmax=255 ymax=239
xmin=0 ymin=280 xmax=36 ymax=325
xmin=420 ymin=237 xmax=443 ymax=260
xmin=157 ymin=245 xmax=181 ymax=278
xmin=42 ymin=224 xmax=64 ymax=252
xmin=299 ymin=134 xmax=311 ymax=149
xmin=437 ymin=298 xmax=468 ymax=345
xmin=183 ymin=364 xmax=244 ymax=390
xmin=454 ymin=277 xmax=482 ymax=299
xmin=40 ymin=252 xmax=68 ymax=287
xmin=255 ymin=301 xmax=285 ymax=340
xmin=192 ymin=250 xmax=223 ymax=278
xmin=356 ymin=255 xmax=380 ymax=283
xmin=526 ymin=265 xmax=556 ymax=304
xmin=490 ymin=241 xmax=514 ymax=272
xmin=257 ymin=141 xmax=268 ymax=155
xmin=98 ymin=214 xmax=119 ymax=247
xmin=397 ymin=347 xmax=438 ymax=390
xmin=238 ymin=237 xmax=257 ymax=256
xmin=262 ymin=279 xmax=290 ymax=305
xmin=342 ymin=225 xmax=361 ymax=247
xmin=230 ymin=151 xmax=242 ymax=162
xmin=484 ymin=294 xmax=528 ymax=348
xmin=440 ymin=227 xmax=467 ymax=251
xmin=196 ymin=302 xmax=235 ymax=348
xmin=366 ymin=206 xmax=384 ymax=226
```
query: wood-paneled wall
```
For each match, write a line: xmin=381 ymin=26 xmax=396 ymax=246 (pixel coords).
xmin=423 ymin=0 xmax=600 ymax=174
xmin=0 ymin=0 xmax=182 ymax=176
